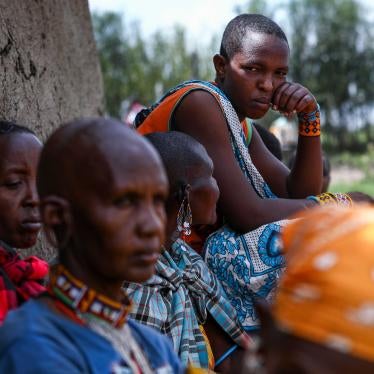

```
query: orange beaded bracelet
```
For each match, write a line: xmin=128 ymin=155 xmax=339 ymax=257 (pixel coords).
xmin=307 ymin=192 xmax=353 ymax=207
xmin=298 ymin=105 xmax=321 ymax=136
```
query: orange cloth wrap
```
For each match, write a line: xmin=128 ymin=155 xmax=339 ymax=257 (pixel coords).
xmin=273 ymin=205 xmax=374 ymax=362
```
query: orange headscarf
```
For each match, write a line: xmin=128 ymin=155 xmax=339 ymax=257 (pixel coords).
xmin=273 ymin=205 xmax=374 ymax=362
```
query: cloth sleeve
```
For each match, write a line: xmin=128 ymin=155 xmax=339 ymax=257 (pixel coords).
xmin=0 ymin=335 xmax=86 ymax=373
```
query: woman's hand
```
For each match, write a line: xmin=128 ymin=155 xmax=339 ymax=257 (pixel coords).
xmin=271 ymin=82 xmax=318 ymax=116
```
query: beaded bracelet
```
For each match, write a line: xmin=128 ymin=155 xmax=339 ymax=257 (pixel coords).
xmin=306 ymin=195 xmax=319 ymax=205
xmin=316 ymin=192 xmax=337 ymax=205
xmin=307 ymin=192 xmax=353 ymax=207
xmin=298 ymin=104 xmax=321 ymax=137
xmin=334 ymin=192 xmax=353 ymax=207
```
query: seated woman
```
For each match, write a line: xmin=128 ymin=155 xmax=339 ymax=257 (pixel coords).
xmin=0 ymin=119 xmax=181 ymax=373
xmin=135 ymin=14 xmax=360 ymax=329
xmin=0 ymin=120 xmax=47 ymax=324
xmin=244 ymin=205 xmax=374 ymax=373
xmin=123 ymin=132 xmax=250 ymax=372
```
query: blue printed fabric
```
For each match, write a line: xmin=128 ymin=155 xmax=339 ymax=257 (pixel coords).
xmin=205 ymin=224 xmax=285 ymax=329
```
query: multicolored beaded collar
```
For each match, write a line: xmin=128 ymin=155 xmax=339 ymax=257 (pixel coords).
xmin=48 ymin=264 xmax=131 ymax=329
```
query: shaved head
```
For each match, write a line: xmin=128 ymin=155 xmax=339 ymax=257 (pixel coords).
xmin=145 ymin=131 xmax=213 ymax=195
xmin=38 ymin=117 xmax=169 ymax=286
xmin=37 ymin=118 xmax=163 ymax=200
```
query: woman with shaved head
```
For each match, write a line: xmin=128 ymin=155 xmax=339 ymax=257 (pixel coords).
xmin=0 ymin=118 xmax=181 ymax=373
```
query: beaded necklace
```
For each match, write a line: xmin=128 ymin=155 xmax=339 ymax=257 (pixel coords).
xmin=48 ymin=264 xmax=131 ymax=328
xmin=48 ymin=264 xmax=153 ymax=374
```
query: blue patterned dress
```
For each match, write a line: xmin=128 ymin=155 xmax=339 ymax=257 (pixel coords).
xmin=186 ymin=81 xmax=289 ymax=330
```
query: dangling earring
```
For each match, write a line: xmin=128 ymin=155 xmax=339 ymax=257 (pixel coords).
xmin=176 ymin=188 xmax=192 ymax=240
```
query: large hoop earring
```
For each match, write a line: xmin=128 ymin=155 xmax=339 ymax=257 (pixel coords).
xmin=176 ymin=188 xmax=192 ymax=239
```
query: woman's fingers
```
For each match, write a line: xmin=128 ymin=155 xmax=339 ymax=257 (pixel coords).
xmin=272 ymin=82 xmax=317 ymax=115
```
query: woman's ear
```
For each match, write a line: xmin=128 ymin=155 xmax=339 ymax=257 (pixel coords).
xmin=175 ymin=182 xmax=191 ymax=203
xmin=40 ymin=196 xmax=72 ymax=248
xmin=213 ymin=54 xmax=227 ymax=82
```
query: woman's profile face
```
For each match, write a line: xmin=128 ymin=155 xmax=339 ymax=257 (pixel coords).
xmin=187 ymin=151 xmax=219 ymax=226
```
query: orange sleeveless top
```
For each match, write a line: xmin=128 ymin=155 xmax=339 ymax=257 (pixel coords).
xmin=137 ymin=83 xmax=251 ymax=145
xmin=136 ymin=82 xmax=251 ymax=253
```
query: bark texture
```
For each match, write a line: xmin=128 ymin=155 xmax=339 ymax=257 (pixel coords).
xmin=0 ymin=0 xmax=104 ymax=140
xmin=0 ymin=0 xmax=104 ymax=260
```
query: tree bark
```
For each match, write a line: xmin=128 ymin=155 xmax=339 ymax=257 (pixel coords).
xmin=0 ymin=0 xmax=104 ymax=139
xmin=0 ymin=0 xmax=104 ymax=260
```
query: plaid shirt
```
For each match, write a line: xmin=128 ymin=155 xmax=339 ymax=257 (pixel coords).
xmin=123 ymin=239 xmax=249 ymax=369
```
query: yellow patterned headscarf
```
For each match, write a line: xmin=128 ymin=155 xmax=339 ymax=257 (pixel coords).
xmin=273 ymin=205 xmax=374 ymax=362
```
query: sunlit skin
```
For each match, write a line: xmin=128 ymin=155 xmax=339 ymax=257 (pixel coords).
xmin=215 ymin=32 xmax=318 ymax=121
xmin=0 ymin=133 xmax=42 ymax=248
xmin=164 ymin=144 xmax=219 ymax=251
xmin=40 ymin=122 xmax=168 ymax=301
xmin=173 ymin=31 xmax=323 ymax=233
xmin=186 ymin=149 xmax=219 ymax=226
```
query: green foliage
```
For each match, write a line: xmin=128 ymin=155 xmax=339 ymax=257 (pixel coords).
xmin=236 ymin=0 xmax=272 ymax=15
xmin=92 ymin=12 xmax=128 ymax=116
xmin=91 ymin=12 xmax=213 ymax=117
xmin=330 ymin=178 xmax=374 ymax=196
xmin=288 ymin=0 xmax=374 ymax=140
xmin=329 ymin=147 xmax=374 ymax=195
xmin=330 ymin=147 xmax=374 ymax=172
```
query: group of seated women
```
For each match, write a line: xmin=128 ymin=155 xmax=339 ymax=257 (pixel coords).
xmin=0 ymin=12 xmax=373 ymax=374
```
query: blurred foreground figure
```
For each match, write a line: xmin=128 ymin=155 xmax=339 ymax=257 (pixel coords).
xmin=244 ymin=205 xmax=374 ymax=373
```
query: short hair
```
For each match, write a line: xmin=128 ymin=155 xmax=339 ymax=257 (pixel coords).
xmin=0 ymin=120 xmax=36 ymax=136
xmin=220 ymin=14 xmax=289 ymax=59
xmin=145 ymin=132 xmax=209 ymax=193
xmin=254 ymin=123 xmax=283 ymax=161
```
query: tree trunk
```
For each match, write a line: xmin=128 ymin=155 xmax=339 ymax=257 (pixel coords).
xmin=0 ymin=0 xmax=104 ymax=260
xmin=0 ymin=0 xmax=104 ymax=139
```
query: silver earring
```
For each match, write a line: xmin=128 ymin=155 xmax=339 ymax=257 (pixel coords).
xmin=176 ymin=190 xmax=192 ymax=237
